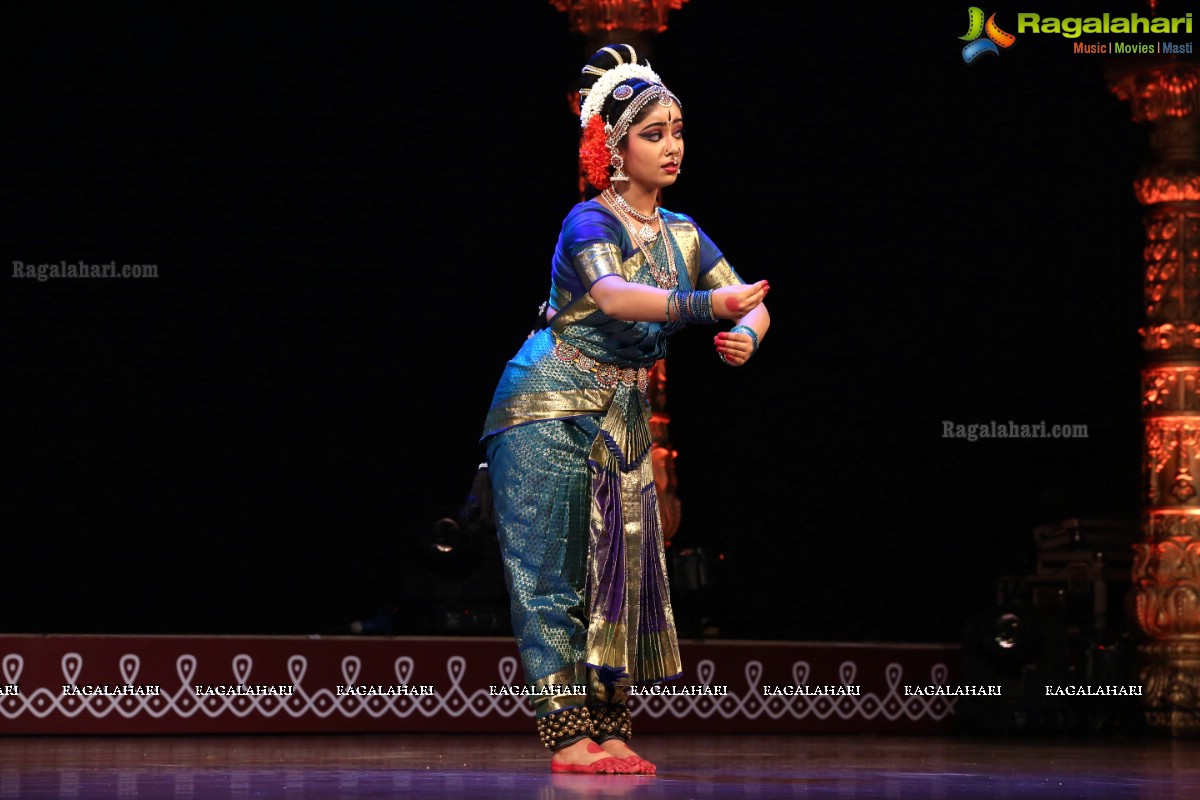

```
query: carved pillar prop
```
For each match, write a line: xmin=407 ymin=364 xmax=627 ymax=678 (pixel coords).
xmin=1108 ymin=56 xmax=1200 ymax=736
xmin=550 ymin=0 xmax=688 ymax=54
xmin=554 ymin=0 xmax=691 ymax=541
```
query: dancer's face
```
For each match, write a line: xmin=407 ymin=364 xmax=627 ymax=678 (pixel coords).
xmin=619 ymin=100 xmax=682 ymax=192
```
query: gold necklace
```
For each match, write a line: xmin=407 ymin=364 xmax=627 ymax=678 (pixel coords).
xmin=607 ymin=198 xmax=678 ymax=289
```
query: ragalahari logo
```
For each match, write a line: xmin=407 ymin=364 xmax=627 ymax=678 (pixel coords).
xmin=960 ymin=7 xmax=1017 ymax=63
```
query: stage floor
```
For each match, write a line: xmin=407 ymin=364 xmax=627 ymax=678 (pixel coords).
xmin=3 ymin=733 xmax=1199 ymax=799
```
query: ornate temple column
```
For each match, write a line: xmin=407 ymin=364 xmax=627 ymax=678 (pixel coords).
xmin=553 ymin=0 xmax=690 ymax=541
xmin=550 ymin=0 xmax=686 ymax=55
xmin=1107 ymin=56 xmax=1200 ymax=736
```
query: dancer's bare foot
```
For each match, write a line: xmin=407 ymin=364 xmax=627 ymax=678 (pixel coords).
xmin=549 ymin=739 xmax=633 ymax=774
xmin=599 ymin=739 xmax=657 ymax=774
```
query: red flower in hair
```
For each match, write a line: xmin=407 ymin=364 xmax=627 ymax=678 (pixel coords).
xmin=579 ymin=115 xmax=612 ymax=191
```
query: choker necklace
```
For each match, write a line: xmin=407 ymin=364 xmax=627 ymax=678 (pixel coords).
xmin=607 ymin=189 xmax=657 ymax=223
xmin=603 ymin=188 xmax=658 ymax=243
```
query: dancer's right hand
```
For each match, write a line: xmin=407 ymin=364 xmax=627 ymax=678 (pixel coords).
xmin=712 ymin=280 xmax=769 ymax=319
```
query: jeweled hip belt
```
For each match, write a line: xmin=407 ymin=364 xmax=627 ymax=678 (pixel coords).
xmin=552 ymin=337 xmax=649 ymax=393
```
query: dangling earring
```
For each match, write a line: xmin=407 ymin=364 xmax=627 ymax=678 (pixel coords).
xmin=609 ymin=149 xmax=629 ymax=183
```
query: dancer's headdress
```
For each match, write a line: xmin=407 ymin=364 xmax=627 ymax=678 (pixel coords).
xmin=577 ymin=44 xmax=681 ymax=190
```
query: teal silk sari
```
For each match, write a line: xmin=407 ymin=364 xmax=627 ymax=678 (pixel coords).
xmin=481 ymin=201 xmax=743 ymax=715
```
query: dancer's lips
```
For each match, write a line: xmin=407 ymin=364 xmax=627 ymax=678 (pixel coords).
xmin=663 ymin=163 xmax=678 ymax=173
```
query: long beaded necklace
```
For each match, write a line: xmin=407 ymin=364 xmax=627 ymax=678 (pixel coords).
xmin=602 ymin=190 xmax=679 ymax=290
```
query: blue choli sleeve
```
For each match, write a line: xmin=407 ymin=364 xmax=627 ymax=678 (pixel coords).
xmin=697 ymin=224 xmax=724 ymax=274
xmin=678 ymin=211 xmax=746 ymax=289
xmin=548 ymin=202 xmax=628 ymax=310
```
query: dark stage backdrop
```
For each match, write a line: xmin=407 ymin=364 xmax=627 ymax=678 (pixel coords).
xmin=6 ymin=1 xmax=1167 ymax=642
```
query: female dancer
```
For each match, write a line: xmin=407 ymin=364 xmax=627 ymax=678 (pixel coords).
xmin=480 ymin=43 xmax=770 ymax=774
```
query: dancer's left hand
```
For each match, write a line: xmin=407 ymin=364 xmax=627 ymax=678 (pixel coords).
xmin=714 ymin=331 xmax=753 ymax=366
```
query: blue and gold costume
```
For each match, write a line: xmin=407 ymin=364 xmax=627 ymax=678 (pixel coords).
xmin=481 ymin=199 xmax=744 ymax=739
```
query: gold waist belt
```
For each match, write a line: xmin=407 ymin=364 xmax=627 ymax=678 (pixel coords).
xmin=552 ymin=337 xmax=650 ymax=393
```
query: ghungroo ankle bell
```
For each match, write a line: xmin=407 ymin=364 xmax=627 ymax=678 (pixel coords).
xmin=536 ymin=705 xmax=594 ymax=751
xmin=589 ymin=703 xmax=633 ymax=743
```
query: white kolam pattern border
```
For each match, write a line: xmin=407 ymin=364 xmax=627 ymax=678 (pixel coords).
xmin=0 ymin=651 xmax=956 ymax=722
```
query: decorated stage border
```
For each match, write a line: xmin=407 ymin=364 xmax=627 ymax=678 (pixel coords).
xmin=0 ymin=635 xmax=962 ymax=734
